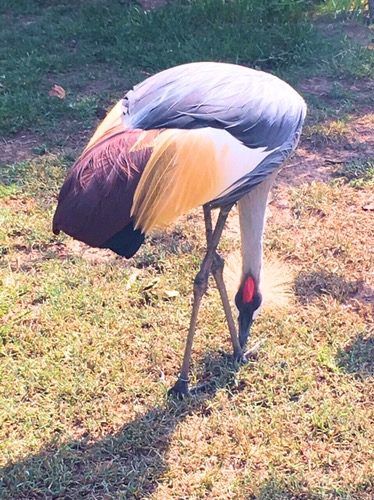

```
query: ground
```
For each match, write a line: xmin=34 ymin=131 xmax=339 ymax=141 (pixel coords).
xmin=0 ymin=1 xmax=373 ymax=498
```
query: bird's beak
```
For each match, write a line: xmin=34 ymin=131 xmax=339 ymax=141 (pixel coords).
xmin=238 ymin=313 xmax=253 ymax=349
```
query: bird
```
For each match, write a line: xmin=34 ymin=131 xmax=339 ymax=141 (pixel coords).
xmin=53 ymin=62 xmax=306 ymax=398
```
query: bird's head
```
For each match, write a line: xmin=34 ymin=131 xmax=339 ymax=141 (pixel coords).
xmin=235 ymin=274 xmax=262 ymax=348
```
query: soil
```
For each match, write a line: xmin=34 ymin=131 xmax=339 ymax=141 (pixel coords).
xmin=2 ymin=9 xmax=372 ymax=280
xmin=137 ymin=0 xmax=168 ymax=10
xmin=1 ymin=132 xmax=41 ymax=165
xmin=316 ymin=18 xmax=373 ymax=48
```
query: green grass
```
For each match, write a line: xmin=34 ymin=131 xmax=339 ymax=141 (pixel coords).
xmin=1 ymin=158 xmax=373 ymax=498
xmin=304 ymin=118 xmax=350 ymax=145
xmin=315 ymin=0 xmax=369 ymax=18
xmin=0 ymin=0 xmax=373 ymax=142
xmin=1 ymin=1 xmax=374 ymax=498
xmin=335 ymin=158 xmax=374 ymax=187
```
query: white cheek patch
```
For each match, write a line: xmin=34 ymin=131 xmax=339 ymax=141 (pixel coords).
xmin=252 ymin=306 xmax=261 ymax=321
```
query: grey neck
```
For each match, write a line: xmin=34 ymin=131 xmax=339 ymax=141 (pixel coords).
xmin=238 ymin=173 xmax=276 ymax=286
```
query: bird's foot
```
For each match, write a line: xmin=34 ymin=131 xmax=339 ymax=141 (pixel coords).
xmin=233 ymin=351 xmax=251 ymax=365
xmin=167 ymin=377 xmax=190 ymax=400
xmin=233 ymin=348 xmax=245 ymax=364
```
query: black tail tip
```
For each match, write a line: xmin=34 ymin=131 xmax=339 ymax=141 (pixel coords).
xmin=101 ymin=222 xmax=145 ymax=258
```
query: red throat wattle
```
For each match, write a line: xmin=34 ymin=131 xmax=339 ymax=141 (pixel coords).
xmin=242 ymin=276 xmax=255 ymax=303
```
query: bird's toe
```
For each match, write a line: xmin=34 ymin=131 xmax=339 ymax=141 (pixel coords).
xmin=167 ymin=378 xmax=190 ymax=400
xmin=233 ymin=348 xmax=244 ymax=364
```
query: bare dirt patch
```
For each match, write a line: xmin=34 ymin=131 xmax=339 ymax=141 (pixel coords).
xmin=0 ymin=125 xmax=94 ymax=167
xmin=298 ymin=76 xmax=373 ymax=109
xmin=0 ymin=132 xmax=40 ymax=166
xmin=138 ymin=0 xmax=168 ymax=10
xmin=44 ymin=65 xmax=127 ymax=97
xmin=64 ymin=239 xmax=120 ymax=264
xmin=299 ymin=76 xmax=334 ymax=96
xmin=316 ymin=18 xmax=373 ymax=48
xmin=346 ymin=112 xmax=374 ymax=146
xmin=279 ymin=147 xmax=337 ymax=186
xmin=7 ymin=240 xmax=121 ymax=273
xmin=279 ymin=107 xmax=373 ymax=187
xmin=341 ymin=19 xmax=374 ymax=48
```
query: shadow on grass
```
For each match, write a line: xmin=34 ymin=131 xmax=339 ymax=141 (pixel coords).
xmin=131 ymin=224 xmax=201 ymax=272
xmin=294 ymin=269 xmax=361 ymax=304
xmin=0 ymin=353 xmax=240 ymax=499
xmin=1 ymin=351 xmax=372 ymax=498
xmin=336 ymin=333 xmax=374 ymax=378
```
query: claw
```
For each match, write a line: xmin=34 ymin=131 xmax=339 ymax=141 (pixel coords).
xmin=167 ymin=378 xmax=190 ymax=399
xmin=233 ymin=348 xmax=244 ymax=363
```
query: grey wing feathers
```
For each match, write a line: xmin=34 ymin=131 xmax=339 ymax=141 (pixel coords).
xmin=124 ymin=62 xmax=306 ymax=151
xmin=123 ymin=62 xmax=306 ymax=206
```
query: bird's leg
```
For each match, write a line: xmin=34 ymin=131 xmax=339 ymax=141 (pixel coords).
xmin=204 ymin=206 xmax=242 ymax=358
xmin=168 ymin=205 xmax=233 ymax=399
xmin=203 ymin=204 xmax=213 ymax=241
xmin=204 ymin=205 xmax=242 ymax=360
xmin=211 ymin=252 xmax=242 ymax=361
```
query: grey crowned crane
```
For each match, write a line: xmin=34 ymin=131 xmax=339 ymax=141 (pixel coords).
xmin=53 ymin=62 xmax=306 ymax=398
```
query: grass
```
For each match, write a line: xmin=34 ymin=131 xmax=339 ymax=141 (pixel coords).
xmin=1 ymin=0 xmax=374 ymax=498
xmin=304 ymin=119 xmax=350 ymax=145
xmin=316 ymin=0 xmax=369 ymax=18
xmin=335 ymin=158 xmax=374 ymax=187
xmin=0 ymin=0 xmax=373 ymax=142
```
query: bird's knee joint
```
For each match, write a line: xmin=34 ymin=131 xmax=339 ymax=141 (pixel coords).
xmin=212 ymin=254 xmax=225 ymax=273
xmin=194 ymin=271 xmax=208 ymax=294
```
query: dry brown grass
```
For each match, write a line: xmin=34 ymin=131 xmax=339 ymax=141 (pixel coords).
xmin=1 ymin=151 xmax=373 ymax=498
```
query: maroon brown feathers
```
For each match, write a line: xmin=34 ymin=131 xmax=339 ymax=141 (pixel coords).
xmin=52 ymin=128 xmax=155 ymax=248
